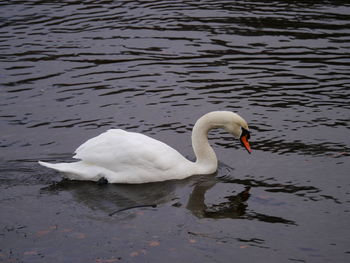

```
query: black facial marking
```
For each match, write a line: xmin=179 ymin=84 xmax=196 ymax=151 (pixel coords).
xmin=240 ymin=127 xmax=250 ymax=140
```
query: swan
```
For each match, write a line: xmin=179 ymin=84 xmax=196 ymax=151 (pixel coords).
xmin=38 ymin=111 xmax=251 ymax=184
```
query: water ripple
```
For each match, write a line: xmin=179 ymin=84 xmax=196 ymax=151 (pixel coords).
xmin=0 ymin=0 xmax=349 ymax=159
xmin=0 ymin=2 xmax=349 ymax=262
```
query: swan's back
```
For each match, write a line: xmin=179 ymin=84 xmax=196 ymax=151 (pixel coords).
xmin=71 ymin=129 xmax=193 ymax=183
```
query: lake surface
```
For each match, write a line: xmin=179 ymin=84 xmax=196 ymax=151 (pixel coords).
xmin=1 ymin=1 xmax=350 ymax=262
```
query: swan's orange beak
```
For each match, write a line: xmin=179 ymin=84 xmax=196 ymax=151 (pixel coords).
xmin=240 ymin=134 xmax=252 ymax=154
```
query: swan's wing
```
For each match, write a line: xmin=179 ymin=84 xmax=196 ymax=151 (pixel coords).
xmin=73 ymin=129 xmax=188 ymax=173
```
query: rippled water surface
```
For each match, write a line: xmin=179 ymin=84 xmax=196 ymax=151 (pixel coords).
xmin=1 ymin=1 xmax=350 ymax=262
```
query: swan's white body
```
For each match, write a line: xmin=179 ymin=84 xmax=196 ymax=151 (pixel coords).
xmin=39 ymin=111 xmax=251 ymax=184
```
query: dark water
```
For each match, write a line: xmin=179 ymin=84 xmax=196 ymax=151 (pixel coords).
xmin=1 ymin=0 xmax=350 ymax=262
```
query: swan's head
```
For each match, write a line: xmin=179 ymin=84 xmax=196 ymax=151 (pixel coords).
xmin=220 ymin=112 xmax=252 ymax=154
xmin=194 ymin=111 xmax=252 ymax=154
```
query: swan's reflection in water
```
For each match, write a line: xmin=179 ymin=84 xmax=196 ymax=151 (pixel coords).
xmin=42 ymin=171 xmax=299 ymax=225
xmin=186 ymin=177 xmax=296 ymax=224
xmin=187 ymin=177 xmax=251 ymax=219
xmin=42 ymin=178 xmax=180 ymax=213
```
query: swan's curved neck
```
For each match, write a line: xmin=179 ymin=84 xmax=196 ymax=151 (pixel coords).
xmin=191 ymin=113 xmax=222 ymax=174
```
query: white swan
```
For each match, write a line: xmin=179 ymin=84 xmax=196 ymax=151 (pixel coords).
xmin=39 ymin=111 xmax=251 ymax=184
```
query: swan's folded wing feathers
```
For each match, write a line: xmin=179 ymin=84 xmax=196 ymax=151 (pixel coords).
xmin=73 ymin=129 xmax=187 ymax=173
xmin=73 ymin=129 xmax=145 ymax=165
xmin=73 ymin=129 xmax=125 ymax=163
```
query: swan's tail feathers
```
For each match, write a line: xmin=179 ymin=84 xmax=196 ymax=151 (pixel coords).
xmin=38 ymin=161 xmax=54 ymax=169
xmin=38 ymin=161 xmax=67 ymax=171
xmin=38 ymin=161 xmax=84 ymax=179
xmin=38 ymin=161 xmax=108 ymax=182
